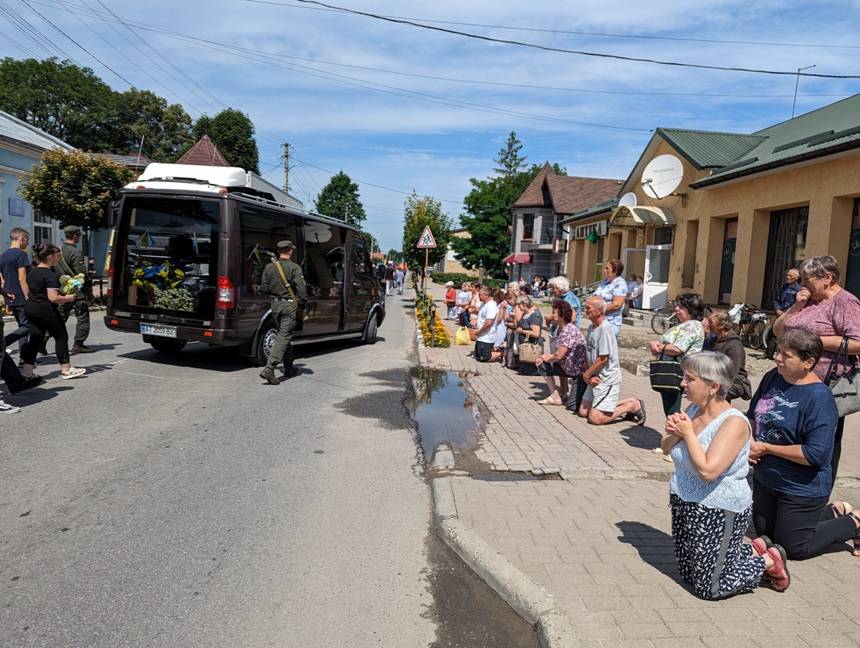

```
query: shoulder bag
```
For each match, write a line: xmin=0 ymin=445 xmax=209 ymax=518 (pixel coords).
xmin=825 ymin=337 xmax=860 ymax=418
xmin=273 ymin=261 xmax=308 ymax=322
xmin=650 ymin=351 xmax=683 ymax=393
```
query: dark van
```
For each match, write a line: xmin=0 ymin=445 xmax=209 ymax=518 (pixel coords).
xmin=104 ymin=163 xmax=385 ymax=364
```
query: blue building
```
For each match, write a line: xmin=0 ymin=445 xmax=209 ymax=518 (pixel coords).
xmin=0 ymin=110 xmax=74 ymax=247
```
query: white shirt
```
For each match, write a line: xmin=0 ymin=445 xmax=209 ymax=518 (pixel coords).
xmin=476 ymin=299 xmax=499 ymax=343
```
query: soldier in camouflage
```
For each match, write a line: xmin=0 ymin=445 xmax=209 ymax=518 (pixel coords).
xmin=57 ymin=225 xmax=93 ymax=354
xmin=259 ymin=240 xmax=306 ymax=385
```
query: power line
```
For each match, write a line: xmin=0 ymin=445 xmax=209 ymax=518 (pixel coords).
xmin=32 ymin=0 xmax=858 ymax=101
xmin=0 ymin=26 xmax=41 ymax=58
xmin=0 ymin=2 xmax=74 ymax=59
xmin=61 ymin=11 xmax=652 ymax=132
xmin=245 ymin=0 xmax=860 ymax=51
xmin=17 ymin=0 xmax=134 ymax=85
xmin=289 ymin=0 xmax=860 ymax=80
xmin=90 ymin=0 xmax=219 ymax=111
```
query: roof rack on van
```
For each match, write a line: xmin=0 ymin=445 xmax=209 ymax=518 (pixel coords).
xmin=129 ymin=163 xmax=304 ymax=210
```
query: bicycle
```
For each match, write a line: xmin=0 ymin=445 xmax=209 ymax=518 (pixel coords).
xmin=650 ymin=303 xmax=676 ymax=335
xmin=727 ymin=303 xmax=769 ymax=349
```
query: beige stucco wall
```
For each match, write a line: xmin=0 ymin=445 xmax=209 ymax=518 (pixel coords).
xmin=678 ymin=150 xmax=860 ymax=305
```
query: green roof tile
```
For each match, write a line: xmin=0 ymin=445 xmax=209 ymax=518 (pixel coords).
xmin=656 ymin=128 xmax=765 ymax=169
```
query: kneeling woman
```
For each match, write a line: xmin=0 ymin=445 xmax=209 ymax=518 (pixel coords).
xmin=535 ymin=300 xmax=586 ymax=407
xmin=663 ymin=351 xmax=789 ymax=599
xmin=749 ymin=329 xmax=860 ymax=559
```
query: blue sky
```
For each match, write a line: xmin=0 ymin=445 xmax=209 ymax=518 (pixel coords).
xmin=3 ymin=0 xmax=860 ymax=250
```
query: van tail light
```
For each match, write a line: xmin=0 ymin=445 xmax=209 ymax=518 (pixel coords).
xmin=106 ymin=255 xmax=113 ymax=297
xmin=216 ymin=276 xmax=235 ymax=309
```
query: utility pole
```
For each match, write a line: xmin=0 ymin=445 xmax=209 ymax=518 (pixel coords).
xmin=792 ymin=65 xmax=816 ymax=118
xmin=282 ymin=142 xmax=290 ymax=192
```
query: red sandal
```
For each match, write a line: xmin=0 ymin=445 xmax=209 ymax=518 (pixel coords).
xmin=764 ymin=545 xmax=790 ymax=592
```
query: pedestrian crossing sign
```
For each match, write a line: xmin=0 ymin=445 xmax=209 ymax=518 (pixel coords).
xmin=416 ymin=226 xmax=437 ymax=249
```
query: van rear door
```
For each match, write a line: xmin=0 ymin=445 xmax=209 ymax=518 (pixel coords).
xmin=114 ymin=195 xmax=220 ymax=323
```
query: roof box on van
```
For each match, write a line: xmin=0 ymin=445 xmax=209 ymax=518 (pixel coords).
xmin=130 ymin=163 xmax=304 ymax=210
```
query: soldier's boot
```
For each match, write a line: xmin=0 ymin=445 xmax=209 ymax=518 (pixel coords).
xmin=71 ymin=343 xmax=95 ymax=354
xmin=281 ymin=346 xmax=298 ymax=378
xmin=259 ymin=367 xmax=279 ymax=385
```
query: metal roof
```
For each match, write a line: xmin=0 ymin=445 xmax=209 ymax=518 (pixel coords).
xmin=655 ymin=128 xmax=765 ymax=170
xmin=0 ymin=110 xmax=73 ymax=153
xmin=693 ymin=94 xmax=860 ymax=187
xmin=559 ymin=198 xmax=617 ymax=225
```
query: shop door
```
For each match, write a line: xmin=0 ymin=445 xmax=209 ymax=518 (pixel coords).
xmin=762 ymin=207 xmax=808 ymax=309
xmin=718 ymin=219 xmax=738 ymax=304
xmin=622 ymin=248 xmax=646 ymax=282
xmin=845 ymin=199 xmax=860 ymax=298
xmin=643 ymin=244 xmax=671 ymax=309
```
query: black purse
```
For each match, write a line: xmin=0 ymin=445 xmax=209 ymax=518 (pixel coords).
xmin=650 ymin=352 xmax=683 ymax=393
xmin=825 ymin=337 xmax=860 ymax=418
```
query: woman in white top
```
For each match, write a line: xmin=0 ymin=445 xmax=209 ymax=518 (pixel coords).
xmin=592 ymin=259 xmax=628 ymax=336
xmin=662 ymin=351 xmax=790 ymax=598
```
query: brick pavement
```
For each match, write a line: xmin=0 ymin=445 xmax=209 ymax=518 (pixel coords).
xmin=420 ymin=286 xmax=860 ymax=646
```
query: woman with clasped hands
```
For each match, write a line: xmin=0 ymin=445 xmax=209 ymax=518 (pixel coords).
xmin=662 ymin=351 xmax=790 ymax=598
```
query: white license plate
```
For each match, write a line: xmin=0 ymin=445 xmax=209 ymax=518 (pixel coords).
xmin=140 ymin=323 xmax=177 ymax=338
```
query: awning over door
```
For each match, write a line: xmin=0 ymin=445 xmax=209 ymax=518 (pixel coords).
xmin=610 ymin=205 xmax=676 ymax=227
xmin=503 ymin=252 xmax=532 ymax=264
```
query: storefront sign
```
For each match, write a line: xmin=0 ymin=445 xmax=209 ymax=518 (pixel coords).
xmin=573 ymin=219 xmax=608 ymax=240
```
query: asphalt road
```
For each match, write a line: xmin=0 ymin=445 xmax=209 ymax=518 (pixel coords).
xmin=0 ymin=296 xmax=535 ymax=648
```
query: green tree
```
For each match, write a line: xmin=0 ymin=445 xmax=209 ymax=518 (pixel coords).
xmin=192 ymin=108 xmax=259 ymax=172
xmin=402 ymin=193 xmax=452 ymax=270
xmin=116 ymin=88 xmax=193 ymax=161
xmin=386 ymin=248 xmax=403 ymax=263
xmin=314 ymin=171 xmax=367 ymax=228
xmin=0 ymin=57 xmax=118 ymax=150
xmin=494 ymin=131 xmax=526 ymax=177
xmin=19 ymin=148 xmax=134 ymax=252
xmin=453 ymin=162 xmax=566 ymax=277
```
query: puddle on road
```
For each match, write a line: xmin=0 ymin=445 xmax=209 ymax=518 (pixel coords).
xmin=407 ymin=368 xmax=480 ymax=462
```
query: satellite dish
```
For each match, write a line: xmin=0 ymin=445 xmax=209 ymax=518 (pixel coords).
xmin=619 ymin=192 xmax=637 ymax=208
xmin=641 ymin=154 xmax=683 ymax=199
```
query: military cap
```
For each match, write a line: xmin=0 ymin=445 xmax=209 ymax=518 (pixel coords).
xmin=276 ymin=240 xmax=295 ymax=251
xmin=64 ymin=225 xmax=82 ymax=236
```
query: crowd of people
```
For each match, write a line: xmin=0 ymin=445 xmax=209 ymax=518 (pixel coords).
xmin=450 ymin=255 xmax=860 ymax=599
xmin=0 ymin=226 xmax=93 ymax=413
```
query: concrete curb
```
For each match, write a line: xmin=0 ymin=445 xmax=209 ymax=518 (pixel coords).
xmin=431 ymin=476 xmax=579 ymax=648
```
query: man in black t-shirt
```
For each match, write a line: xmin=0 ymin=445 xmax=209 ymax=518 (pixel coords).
xmin=0 ymin=227 xmax=31 ymax=355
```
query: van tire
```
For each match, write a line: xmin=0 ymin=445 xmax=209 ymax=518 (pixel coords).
xmin=148 ymin=338 xmax=187 ymax=355
xmin=254 ymin=318 xmax=277 ymax=366
xmin=363 ymin=314 xmax=378 ymax=344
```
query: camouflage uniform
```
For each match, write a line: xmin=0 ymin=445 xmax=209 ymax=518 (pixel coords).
xmin=56 ymin=227 xmax=91 ymax=351
xmin=259 ymin=241 xmax=306 ymax=383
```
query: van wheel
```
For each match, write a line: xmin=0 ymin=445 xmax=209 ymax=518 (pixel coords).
xmin=254 ymin=319 xmax=277 ymax=366
xmin=363 ymin=314 xmax=378 ymax=344
xmin=147 ymin=337 xmax=187 ymax=355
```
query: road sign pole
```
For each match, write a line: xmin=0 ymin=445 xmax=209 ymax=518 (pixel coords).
xmin=423 ymin=248 xmax=428 ymax=292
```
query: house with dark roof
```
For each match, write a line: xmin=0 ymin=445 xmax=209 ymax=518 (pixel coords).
xmin=507 ymin=163 xmax=621 ymax=280
xmin=563 ymin=93 xmax=860 ymax=308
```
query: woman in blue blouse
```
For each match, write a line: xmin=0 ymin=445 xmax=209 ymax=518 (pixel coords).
xmin=749 ymin=329 xmax=860 ymax=559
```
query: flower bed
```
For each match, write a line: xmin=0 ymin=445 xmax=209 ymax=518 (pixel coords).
xmin=414 ymin=288 xmax=451 ymax=347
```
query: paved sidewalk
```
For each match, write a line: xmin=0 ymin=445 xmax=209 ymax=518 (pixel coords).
xmin=421 ymin=289 xmax=860 ymax=647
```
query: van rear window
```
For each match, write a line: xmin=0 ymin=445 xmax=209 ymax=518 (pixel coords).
xmin=120 ymin=197 xmax=219 ymax=315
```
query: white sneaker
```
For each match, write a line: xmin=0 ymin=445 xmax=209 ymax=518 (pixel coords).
xmin=61 ymin=367 xmax=86 ymax=380
xmin=0 ymin=400 xmax=21 ymax=413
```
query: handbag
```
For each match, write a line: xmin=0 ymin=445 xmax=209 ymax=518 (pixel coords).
xmin=518 ymin=342 xmax=542 ymax=364
xmin=650 ymin=352 xmax=683 ymax=393
xmin=825 ymin=337 xmax=860 ymax=417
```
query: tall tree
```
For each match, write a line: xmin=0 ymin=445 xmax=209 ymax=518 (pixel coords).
xmin=494 ymin=131 xmax=526 ymax=177
xmin=402 ymin=193 xmax=452 ymax=270
xmin=314 ymin=171 xmax=367 ymax=227
xmin=453 ymin=162 xmax=566 ymax=278
xmin=115 ymin=88 xmax=194 ymax=161
xmin=0 ymin=57 xmax=118 ymax=150
xmin=19 ymin=149 xmax=134 ymax=252
xmin=192 ymin=108 xmax=259 ymax=172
